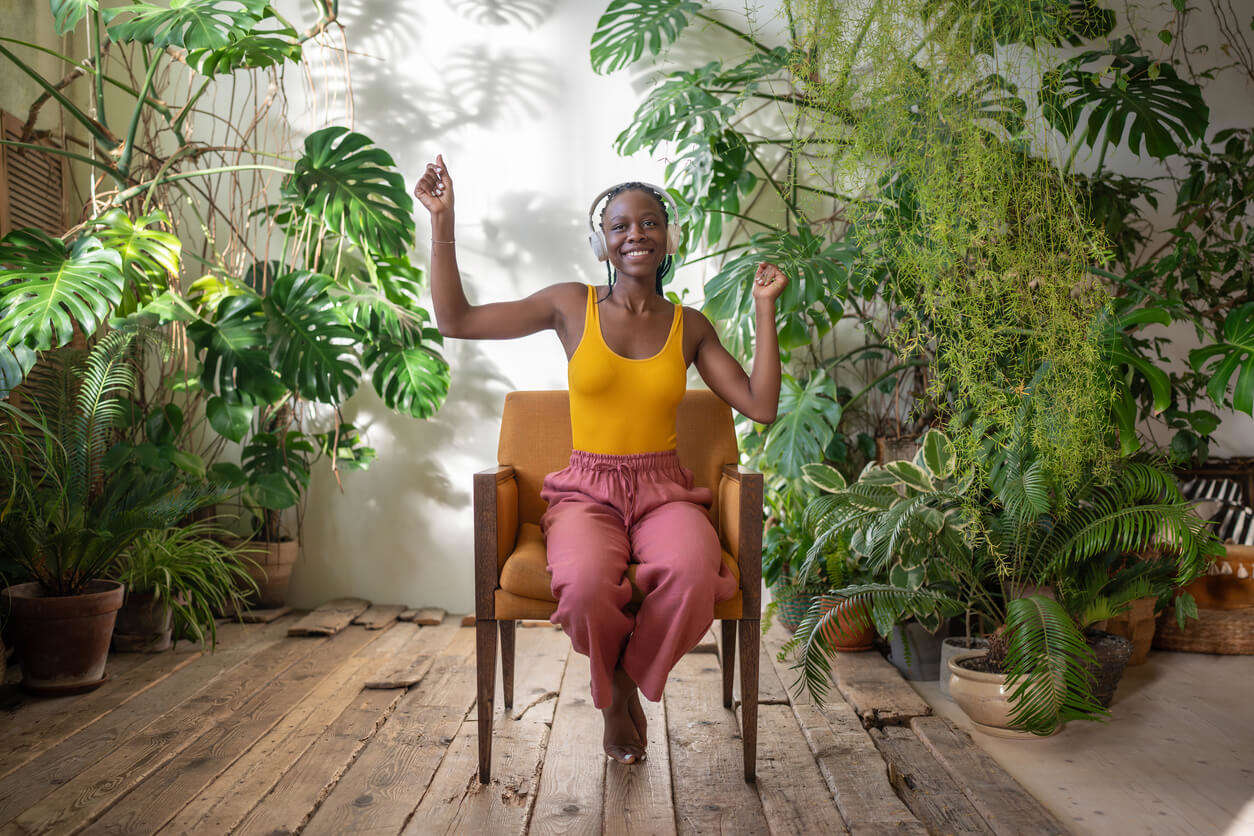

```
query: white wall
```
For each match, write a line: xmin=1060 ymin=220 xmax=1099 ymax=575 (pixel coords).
xmin=282 ymin=0 xmax=754 ymax=612
xmin=281 ymin=0 xmax=1254 ymax=612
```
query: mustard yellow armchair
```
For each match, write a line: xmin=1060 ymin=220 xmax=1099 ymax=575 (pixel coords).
xmin=473 ymin=390 xmax=763 ymax=782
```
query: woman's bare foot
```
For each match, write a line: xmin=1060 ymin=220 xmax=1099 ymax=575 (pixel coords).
xmin=602 ymin=665 xmax=646 ymax=764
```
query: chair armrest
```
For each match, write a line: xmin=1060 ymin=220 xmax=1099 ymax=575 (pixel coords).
xmin=473 ymin=465 xmax=518 ymax=620
xmin=717 ymin=464 xmax=763 ymax=618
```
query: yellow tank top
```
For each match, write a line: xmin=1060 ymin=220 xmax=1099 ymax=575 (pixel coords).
xmin=569 ymin=284 xmax=686 ymax=454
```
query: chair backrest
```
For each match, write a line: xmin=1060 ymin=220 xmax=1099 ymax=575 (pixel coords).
xmin=497 ymin=389 xmax=741 ymax=529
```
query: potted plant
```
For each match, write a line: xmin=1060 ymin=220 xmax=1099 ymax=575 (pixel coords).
xmin=790 ymin=429 xmax=1218 ymax=734
xmin=109 ymin=520 xmax=260 ymax=652
xmin=0 ymin=330 xmax=217 ymax=693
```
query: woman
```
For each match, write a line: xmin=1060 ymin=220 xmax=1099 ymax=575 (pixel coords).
xmin=413 ymin=155 xmax=787 ymax=765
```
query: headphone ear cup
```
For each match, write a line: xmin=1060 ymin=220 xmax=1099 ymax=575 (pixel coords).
xmin=666 ymin=224 xmax=682 ymax=255
xmin=589 ymin=229 xmax=608 ymax=261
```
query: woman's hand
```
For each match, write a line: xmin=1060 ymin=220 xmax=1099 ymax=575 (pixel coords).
xmin=751 ymin=261 xmax=788 ymax=305
xmin=413 ymin=154 xmax=454 ymax=218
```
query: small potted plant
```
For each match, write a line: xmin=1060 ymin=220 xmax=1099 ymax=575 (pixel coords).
xmin=0 ymin=331 xmax=217 ymax=694
xmin=110 ymin=520 xmax=261 ymax=652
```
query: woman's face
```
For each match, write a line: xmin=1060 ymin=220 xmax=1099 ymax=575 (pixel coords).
xmin=601 ymin=189 xmax=668 ymax=280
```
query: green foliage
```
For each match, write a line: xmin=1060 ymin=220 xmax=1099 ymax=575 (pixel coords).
xmin=590 ymin=0 xmax=700 ymax=74
xmin=0 ymin=230 xmax=125 ymax=352
xmin=1190 ymin=302 xmax=1254 ymax=415
xmin=263 ymin=270 xmax=362 ymax=404
xmin=287 ymin=126 xmax=416 ymax=259
xmin=50 ymin=0 xmax=97 ymax=35
xmin=103 ymin=0 xmax=270 ymax=51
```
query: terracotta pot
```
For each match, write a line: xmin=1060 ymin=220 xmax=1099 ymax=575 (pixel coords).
xmin=875 ymin=436 xmax=920 ymax=464
xmin=233 ymin=539 xmax=299 ymax=608
xmin=947 ymin=650 xmax=1058 ymax=740
xmin=112 ymin=590 xmax=174 ymax=653
xmin=1 ymin=580 xmax=125 ymax=695
xmin=817 ymin=597 xmax=874 ymax=651
xmin=1098 ymin=596 xmax=1157 ymax=665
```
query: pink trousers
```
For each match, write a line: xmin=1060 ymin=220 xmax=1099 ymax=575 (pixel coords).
xmin=540 ymin=449 xmax=739 ymax=709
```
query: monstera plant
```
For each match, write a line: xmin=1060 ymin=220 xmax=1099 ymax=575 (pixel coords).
xmin=0 ymin=1 xmax=450 ymax=558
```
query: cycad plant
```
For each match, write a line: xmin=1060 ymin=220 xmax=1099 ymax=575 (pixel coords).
xmin=0 ymin=329 xmax=219 ymax=596
xmin=784 ymin=428 xmax=1219 ymax=734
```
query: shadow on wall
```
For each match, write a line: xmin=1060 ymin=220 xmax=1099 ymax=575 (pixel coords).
xmin=480 ymin=190 xmax=603 ymax=293
xmin=294 ymin=339 xmax=514 ymax=607
xmin=449 ymin=0 xmax=559 ymax=30
xmin=297 ymin=0 xmax=559 ymax=154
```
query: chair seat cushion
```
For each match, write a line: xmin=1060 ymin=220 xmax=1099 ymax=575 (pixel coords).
xmin=499 ymin=522 xmax=741 ymax=605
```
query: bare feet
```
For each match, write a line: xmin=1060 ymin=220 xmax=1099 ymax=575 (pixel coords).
xmin=602 ymin=665 xmax=647 ymax=764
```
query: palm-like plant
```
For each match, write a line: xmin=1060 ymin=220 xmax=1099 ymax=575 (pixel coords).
xmin=783 ymin=428 xmax=1219 ymax=734
xmin=0 ymin=330 xmax=219 ymax=596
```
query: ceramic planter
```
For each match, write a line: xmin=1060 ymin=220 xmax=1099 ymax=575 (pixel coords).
xmin=947 ymin=650 xmax=1058 ymax=740
xmin=938 ymin=636 xmax=988 ymax=698
xmin=888 ymin=620 xmax=950 ymax=680
xmin=112 ymin=591 xmax=174 ymax=653
xmin=817 ymin=597 xmax=874 ymax=651
xmin=1 ymin=580 xmax=125 ymax=695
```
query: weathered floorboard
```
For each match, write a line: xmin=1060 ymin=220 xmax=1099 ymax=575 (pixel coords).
xmin=0 ymin=618 xmax=291 ymax=827
xmin=909 ymin=716 xmax=1066 ymax=836
xmin=296 ymin=626 xmax=479 ymax=835
xmin=763 ymin=621 xmax=926 ymax=836
xmin=529 ymin=649 xmax=605 ymax=836
xmin=288 ymin=597 xmax=372 ymax=636
xmin=364 ymin=622 xmax=444 ymax=689
xmin=402 ymin=625 xmax=570 ymax=834
xmin=400 ymin=606 xmax=446 ymax=625
xmin=833 ymin=650 xmax=932 ymax=728
xmin=604 ymin=690 xmax=676 ymax=836
xmin=89 ymin=624 xmax=391 ymax=833
xmin=353 ymin=604 xmax=408 ymax=629
xmin=157 ymin=621 xmax=424 ymax=834
xmin=4 ymin=625 xmax=331 ymax=834
xmin=872 ymin=724 xmax=994 ymax=835
xmin=667 ymin=652 xmax=768 ymax=835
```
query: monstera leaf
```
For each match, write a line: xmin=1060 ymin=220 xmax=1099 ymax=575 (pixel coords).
xmin=760 ymin=372 xmax=842 ymax=481
xmin=1104 ymin=302 xmax=1173 ymax=453
xmin=50 ymin=0 xmax=98 ymax=34
xmin=344 ymin=256 xmax=432 ymax=347
xmin=590 ymin=0 xmax=701 ymax=74
xmin=287 ymin=127 xmax=415 ymax=258
xmin=90 ymin=209 xmax=181 ymax=315
xmin=185 ymin=29 xmax=301 ymax=75
xmin=0 ymin=229 xmax=124 ymax=352
xmin=103 ymin=0 xmax=269 ymax=50
xmin=1042 ymin=35 xmax=1209 ymax=160
xmin=1191 ymin=301 xmax=1254 ymax=415
xmin=262 ymin=270 xmax=361 ymax=404
xmin=0 ymin=344 xmax=36 ymax=399
xmin=241 ymin=431 xmax=312 ymax=510
xmin=186 ymin=293 xmax=285 ymax=404
xmin=615 ymin=66 xmax=735 ymax=157
xmin=366 ymin=342 xmax=450 ymax=419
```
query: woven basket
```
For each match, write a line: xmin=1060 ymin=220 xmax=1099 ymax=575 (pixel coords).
xmin=1153 ymin=606 xmax=1254 ymax=655
xmin=772 ymin=585 xmax=825 ymax=634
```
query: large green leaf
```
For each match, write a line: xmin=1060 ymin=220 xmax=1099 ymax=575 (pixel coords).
xmin=614 ymin=66 xmax=735 ymax=157
xmin=344 ymin=256 xmax=432 ymax=347
xmin=1002 ymin=595 xmax=1105 ymax=735
xmin=590 ymin=0 xmax=701 ymax=74
xmin=186 ymin=293 xmax=285 ymax=403
xmin=0 ymin=229 xmax=124 ymax=351
xmin=50 ymin=0 xmax=98 ymax=34
xmin=287 ymin=127 xmax=415 ymax=258
xmin=103 ymin=0 xmax=269 ymax=50
xmin=1042 ymin=35 xmax=1209 ymax=160
xmin=760 ymin=373 xmax=841 ymax=481
xmin=241 ymin=430 xmax=312 ymax=510
xmin=90 ymin=209 xmax=181 ymax=315
xmin=185 ymin=29 xmax=301 ymax=76
xmin=366 ymin=343 xmax=450 ymax=419
xmin=262 ymin=270 xmax=361 ymax=404
xmin=0 ymin=344 xmax=36 ymax=399
xmin=1190 ymin=301 xmax=1254 ymax=415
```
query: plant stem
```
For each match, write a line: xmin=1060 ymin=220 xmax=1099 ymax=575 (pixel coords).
xmin=694 ymin=11 xmax=774 ymax=55
xmin=112 ymin=164 xmax=292 ymax=205
xmin=118 ymin=47 xmax=161 ymax=179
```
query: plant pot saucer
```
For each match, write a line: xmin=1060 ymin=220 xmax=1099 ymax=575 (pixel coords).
xmin=20 ymin=672 xmax=110 ymax=696
xmin=967 ymin=718 xmax=1058 ymax=741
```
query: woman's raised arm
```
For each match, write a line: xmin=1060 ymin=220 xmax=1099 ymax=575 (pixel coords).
xmin=414 ymin=155 xmax=574 ymax=340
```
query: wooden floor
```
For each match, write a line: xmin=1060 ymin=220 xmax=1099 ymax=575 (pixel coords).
xmin=0 ymin=602 xmax=1061 ymax=835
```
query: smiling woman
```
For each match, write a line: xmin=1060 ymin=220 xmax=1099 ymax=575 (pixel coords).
xmin=412 ymin=154 xmax=787 ymax=766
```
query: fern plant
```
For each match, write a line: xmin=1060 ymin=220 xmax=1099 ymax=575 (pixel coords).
xmin=783 ymin=428 xmax=1219 ymax=733
xmin=0 ymin=329 xmax=219 ymax=596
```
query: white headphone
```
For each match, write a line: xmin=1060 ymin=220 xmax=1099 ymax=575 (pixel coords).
xmin=587 ymin=182 xmax=683 ymax=262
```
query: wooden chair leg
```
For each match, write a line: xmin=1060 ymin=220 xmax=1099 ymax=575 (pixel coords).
xmin=738 ymin=618 xmax=759 ymax=783
xmin=475 ymin=619 xmax=497 ymax=784
xmin=499 ymin=619 xmax=516 ymax=709
xmin=720 ymin=619 xmax=737 ymax=708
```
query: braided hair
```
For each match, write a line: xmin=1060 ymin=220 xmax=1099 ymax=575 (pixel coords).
xmin=597 ymin=182 xmax=674 ymax=299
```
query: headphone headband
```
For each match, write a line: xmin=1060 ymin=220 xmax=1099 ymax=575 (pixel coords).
xmin=586 ymin=181 xmax=683 ymax=261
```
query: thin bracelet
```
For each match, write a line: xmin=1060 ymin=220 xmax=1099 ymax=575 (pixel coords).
xmin=431 ymin=238 xmax=455 ymax=245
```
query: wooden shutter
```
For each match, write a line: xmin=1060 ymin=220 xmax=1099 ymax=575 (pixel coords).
xmin=0 ymin=111 xmax=69 ymax=237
